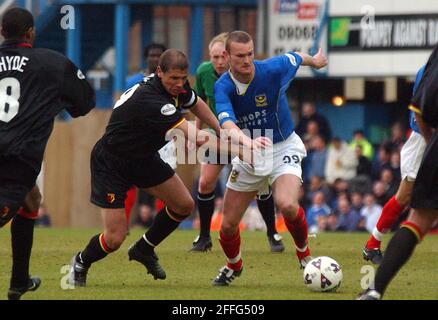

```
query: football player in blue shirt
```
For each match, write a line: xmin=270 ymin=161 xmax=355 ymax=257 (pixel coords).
xmin=212 ymin=31 xmax=327 ymax=286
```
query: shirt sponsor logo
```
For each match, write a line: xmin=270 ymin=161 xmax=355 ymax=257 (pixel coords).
xmin=236 ymin=110 xmax=269 ymax=127
xmin=161 ymin=104 xmax=177 ymax=116
xmin=255 ymin=94 xmax=268 ymax=107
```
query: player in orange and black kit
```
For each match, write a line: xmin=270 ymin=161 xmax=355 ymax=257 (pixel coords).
xmin=124 ymin=43 xmax=167 ymax=224
xmin=0 ymin=8 xmax=95 ymax=300
xmin=358 ymin=45 xmax=438 ymax=300
xmin=69 ymin=49 xmax=244 ymax=286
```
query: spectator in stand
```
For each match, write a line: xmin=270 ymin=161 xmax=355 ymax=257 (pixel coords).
xmin=351 ymin=192 xmax=364 ymax=214
xmin=349 ymin=130 xmax=374 ymax=161
xmin=381 ymin=168 xmax=399 ymax=197
xmin=371 ymin=142 xmax=392 ymax=181
xmin=305 ymin=175 xmax=331 ymax=206
xmin=308 ymin=135 xmax=327 ymax=180
xmin=386 ymin=122 xmax=406 ymax=152
xmin=329 ymin=178 xmax=349 ymax=210
xmin=373 ymin=181 xmax=391 ymax=206
xmin=350 ymin=144 xmax=373 ymax=194
xmin=295 ymin=101 xmax=332 ymax=143
xmin=325 ymin=137 xmax=358 ymax=184
xmin=303 ymin=120 xmax=320 ymax=145
xmin=325 ymin=213 xmax=339 ymax=231
xmin=301 ymin=122 xmax=321 ymax=183
xmin=306 ymin=191 xmax=332 ymax=233
xmin=389 ymin=151 xmax=401 ymax=182
xmin=336 ymin=197 xmax=362 ymax=232
xmin=360 ymin=193 xmax=382 ymax=234
xmin=133 ymin=203 xmax=154 ymax=228
xmin=355 ymin=145 xmax=372 ymax=178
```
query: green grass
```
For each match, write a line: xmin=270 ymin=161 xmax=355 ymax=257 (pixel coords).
xmin=0 ymin=228 xmax=437 ymax=300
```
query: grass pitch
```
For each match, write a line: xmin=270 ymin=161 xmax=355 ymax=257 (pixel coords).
xmin=0 ymin=228 xmax=437 ymax=300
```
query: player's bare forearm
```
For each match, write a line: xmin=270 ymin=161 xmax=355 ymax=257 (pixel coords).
xmin=295 ymin=48 xmax=327 ymax=69
xmin=172 ymin=119 xmax=245 ymax=160
xmin=190 ymin=99 xmax=221 ymax=136
xmin=416 ymin=112 xmax=433 ymax=143
xmin=221 ymin=121 xmax=254 ymax=149
xmin=195 ymin=117 xmax=202 ymax=130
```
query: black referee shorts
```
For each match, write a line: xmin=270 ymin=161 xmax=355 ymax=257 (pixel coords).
xmin=0 ymin=155 xmax=38 ymax=210
xmin=411 ymin=130 xmax=438 ymax=210
xmin=90 ymin=141 xmax=175 ymax=209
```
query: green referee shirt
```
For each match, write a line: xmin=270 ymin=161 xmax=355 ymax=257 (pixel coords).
xmin=194 ymin=61 xmax=221 ymax=118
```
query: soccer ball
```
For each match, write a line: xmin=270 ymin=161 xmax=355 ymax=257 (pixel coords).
xmin=303 ymin=256 xmax=343 ymax=292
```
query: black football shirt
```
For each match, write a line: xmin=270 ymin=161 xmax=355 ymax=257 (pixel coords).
xmin=100 ymin=73 xmax=197 ymax=158
xmin=0 ymin=40 xmax=95 ymax=167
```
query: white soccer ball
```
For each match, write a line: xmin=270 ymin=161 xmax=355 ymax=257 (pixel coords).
xmin=303 ymin=256 xmax=343 ymax=292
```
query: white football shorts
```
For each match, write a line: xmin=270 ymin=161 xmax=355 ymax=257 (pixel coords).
xmin=226 ymin=132 xmax=307 ymax=193
xmin=400 ymin=131 xmax=426 ymax=181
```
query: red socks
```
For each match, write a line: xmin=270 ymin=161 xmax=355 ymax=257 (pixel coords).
xmin=17 ymin=207 xmax=38 ymax=219
xmin=284 ymin=207 xmax=310 ymax=260
xmin=366 ymin=196 xmax=404 ymax=249
xmin=219 ymin=230 xmax=243 ymax=271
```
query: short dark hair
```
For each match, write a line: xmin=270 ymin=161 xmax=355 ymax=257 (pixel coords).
xmin=1 ymin=7 xmax=34 ymax=39
xmin=353 ymin=129 xmax=365 ymax=136
xmin=225 ymin=30 xmax=252 ymax=52
xmin=143 ymin=43 xmax=167 ymax=59
xmin=158 ymin=49 xmax=188 ymax=72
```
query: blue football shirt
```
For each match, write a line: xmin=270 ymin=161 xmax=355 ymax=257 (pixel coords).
xmin=215 ymin=52 xmax=302 ymax=144
xmin=410 ymin=65 xmax=425 ymax=133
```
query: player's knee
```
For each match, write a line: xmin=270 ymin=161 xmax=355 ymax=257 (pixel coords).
xmin=175 ymin=197 xmax=195 ymax=217
xmin=276 ymin=200 xmax=299 ymax=219
xmin=104 ymin=230 xmax=126 ymax=251
xmin=220 ymin=221 xmax=239 ymax=236
xmin=198 ymin=177 xmax=216 ymax=194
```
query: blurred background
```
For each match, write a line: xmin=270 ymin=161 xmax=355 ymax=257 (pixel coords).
xmin=2 ymin=0 xmax=437 ymax=234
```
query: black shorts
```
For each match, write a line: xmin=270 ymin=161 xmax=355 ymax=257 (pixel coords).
xmin=0 ymin=155 xmax=38 ymax=209
xmin=90 ymin=141 xmax=175 ymax=209
xmin=411 ymin=131 xmax=438 ymax=210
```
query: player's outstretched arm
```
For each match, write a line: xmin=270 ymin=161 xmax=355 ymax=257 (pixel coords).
xmin=169 ymin=119 xmax=251 ymax=163
xmin=190 ymin=98 xmax=221 ymax=135
xmin=221 ymin=121 xmax=271 ymax=150
xmin=295 ymin=48 xmax=328 ymax=69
